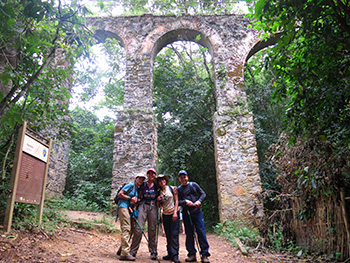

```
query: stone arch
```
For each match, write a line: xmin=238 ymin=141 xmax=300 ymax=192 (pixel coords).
xmin=151 ymin=29 xmax=213 ymax=59
xmin=94 ymin=30 xmax=125 ymax=47
xmin=245 ymin=33 xmax=281 ymax=62
xmin=85 ymin=15 xmax=263 ymax=224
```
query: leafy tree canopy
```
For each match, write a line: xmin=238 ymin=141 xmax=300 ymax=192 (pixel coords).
xmin=72 ymin=39 xmax=125 ymax=116
xmin=0 ymin=0 xmax=95 ymax=130
xmin=64 ymin=106 xmax=115 ymax=210
xmin=247 ymin=0 xmax=350 ymax=147
xmin=87 ymin=0 xmax=249 ymax=16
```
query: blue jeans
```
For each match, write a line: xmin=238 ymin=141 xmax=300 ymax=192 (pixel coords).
xmin=182 ymin=210 xmax=210 ymax=256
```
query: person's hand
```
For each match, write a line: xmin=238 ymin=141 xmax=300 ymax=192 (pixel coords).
xmin=131 ymin=196 xmax=138 ymax=205
xmin=157 ymin=195 xmax=163 ymax=201
xmin=172 ymin=212 xmax=178 ymax=222
xmin=185 ymin=200 xmax=193 ymax=206
xmin=194 ymin=201 xmax=201 ymax=207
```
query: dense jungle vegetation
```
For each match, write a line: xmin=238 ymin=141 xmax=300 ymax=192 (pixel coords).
xmin=0 ymin=0 xmax=349 ymax=260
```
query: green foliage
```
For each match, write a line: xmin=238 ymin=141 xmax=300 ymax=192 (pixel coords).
xmin=214 ymin=220 xmax=260 ymax=250
xmin=246 ymin=2 xmax=350 ymax=258
xmin=96 ymin=0 xmax=247 ymax=15
xmin=50 ymin=194 xmax=102 ymax=212
xmin=267 ymin=222 xmax=301 ymax=253
xmin=153 ymin=42 xmax=219 ymax=227
xmin=245 ymin=49 xmax=286 ymax=211
xmin=8 ymin=199 xmax=115 ymax=233
xmin=0 ymin=0 xmax=95 ymax=219
xmin=64 ymin=107 xmax=115 ymax=212
xmin=10 ymin=203 xmax=69 ymax=233
xmin=247 ymin=0 xmax=350 ymax=148
xmin=73 ymin=39 xmax=125 ymax=114
xmin=0 ymin=0 xmax=95 ymax=125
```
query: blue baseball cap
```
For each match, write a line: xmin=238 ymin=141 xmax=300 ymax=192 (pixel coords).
xmin=178 ymin=170 xmax=188 ymax=176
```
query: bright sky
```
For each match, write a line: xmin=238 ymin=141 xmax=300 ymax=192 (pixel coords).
xmin=69 ymin=44 xmax=120 ymax=120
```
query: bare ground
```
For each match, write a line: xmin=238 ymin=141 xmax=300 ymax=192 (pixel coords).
xmin=0 ymin=211 xmax=318 ymax=263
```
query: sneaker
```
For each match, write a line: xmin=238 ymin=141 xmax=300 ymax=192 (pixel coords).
xmin=185 ymin=254 xmax=197 ymax=262
xmin=172 ymin=256 xmax=180 ymax=263
xmin=119 ymin=255 xmax=135 ymax=261
xmin=163 ymin=255 xmax=171 ymax=260
xmin=150 ymin=253 xmax=157 ymax=260
xmin=201 ymin=255 xmax=210 ymax=263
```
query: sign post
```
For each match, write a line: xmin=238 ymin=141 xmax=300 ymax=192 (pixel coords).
xmin=3 ymin=121 xmax=52 ymax=233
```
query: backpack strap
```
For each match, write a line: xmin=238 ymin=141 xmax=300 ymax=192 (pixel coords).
xmin=126 ymin=183 xmax=135 ymax=196
xmin=168 ymin=185 xmax=174 ymax=196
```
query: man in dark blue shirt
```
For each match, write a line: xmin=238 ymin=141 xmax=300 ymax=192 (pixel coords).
xmin=178 ymin=170 xmax=210 ymax=263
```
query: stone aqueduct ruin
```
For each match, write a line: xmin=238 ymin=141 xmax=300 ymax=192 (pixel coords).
xmin=47 ymin=14 xmax=273 ymax=223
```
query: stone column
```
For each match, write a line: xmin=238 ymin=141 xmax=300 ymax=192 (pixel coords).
xmin=111 ymin=54 xmax=158 ymax=197
xmin=213 ymin=50 xmax=263 ymax=224
xmin=111 ymin=110 xmax=157 ymax=194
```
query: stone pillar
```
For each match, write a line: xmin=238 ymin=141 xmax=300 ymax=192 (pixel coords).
xmin=111 ymin=110 xmax=157 ymax=196
xmin=46 ymin=138 xmax=71 ymax=198
xmin=111 ymin=54 xmax=158 ymax=197
xmin=213 ymin=51 xmax=263 ymax=224
xmin=40 ymin=49 xmax=73 ymax=198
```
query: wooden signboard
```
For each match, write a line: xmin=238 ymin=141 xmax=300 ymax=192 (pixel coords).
xmin=3 ymin=121 xmax=52 ymax=233
xmin=15 ymin=152 xmax=46 ymax=204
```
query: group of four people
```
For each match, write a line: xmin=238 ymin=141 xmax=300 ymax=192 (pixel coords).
xmin=117 ymin=168 xmax=211 ymax=263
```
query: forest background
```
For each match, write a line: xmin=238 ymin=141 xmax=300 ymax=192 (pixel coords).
xmin=0 ymin=0 xmax=349 ymax=261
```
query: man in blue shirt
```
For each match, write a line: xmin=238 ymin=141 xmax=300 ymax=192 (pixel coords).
xmin=118 ymin=173 xmax=146 ymax=261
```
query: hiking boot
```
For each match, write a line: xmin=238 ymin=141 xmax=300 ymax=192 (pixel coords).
xmin=185 ymin=254 xmax=197 ymax=262
xmin=150 ymin=253 xmax=157 ymax=260
xmin=119 ymin=254 xmax=135 ymax=261
xmin=163 ymin=255 xmax=171 ymax=260
xmin=201 ymin=255 xmax=210 ymax=263
xmin=172 ymin=255 xmax=180 ymax=263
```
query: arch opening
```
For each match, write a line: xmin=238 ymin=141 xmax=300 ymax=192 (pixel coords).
xmin=65 ymin=32 xmax=126 ymax=208
xmin=152 ymin=36 xmax=219 ymax=226
xmin=152 ymin=29 xmax=213 ymax=61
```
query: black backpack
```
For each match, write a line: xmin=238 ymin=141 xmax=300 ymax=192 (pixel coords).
xmin=114 ymin=183 xmax=135 ymax=206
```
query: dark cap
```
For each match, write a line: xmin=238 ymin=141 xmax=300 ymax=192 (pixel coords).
xmin=178 ymin=170 xmax=188 ymax=177
xmin=156 ymin=174 xmax=169 ymax=184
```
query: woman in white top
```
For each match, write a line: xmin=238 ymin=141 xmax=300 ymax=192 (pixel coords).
xmin=156 ymin=174 xmax=180 ymax=263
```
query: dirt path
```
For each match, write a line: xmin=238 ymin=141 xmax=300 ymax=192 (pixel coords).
xmin=62 ymin=211 xmax=255 ymax=263
xmin=0 ymin=211 xmax=302 ymax=263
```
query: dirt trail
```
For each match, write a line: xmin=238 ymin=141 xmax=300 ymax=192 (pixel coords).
xmin=0 ymin=211 xmax=300 ymax=263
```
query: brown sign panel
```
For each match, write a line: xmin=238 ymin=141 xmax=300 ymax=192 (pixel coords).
xmin=15 ymin=152 xmax=46 ymax=204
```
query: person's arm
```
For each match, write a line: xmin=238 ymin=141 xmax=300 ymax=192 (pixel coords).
xmin=173 ymin=187 xmax=179 ymax=222
xmin=118 ymin=184 xmax=137 ymax=205
xmin=137 ymin=182 xmax=145 ymax=203
xmin=177 ymin=186 xmax=186 ymax=207
xmin=193 ymin=182 xmax=206 ymax=207
xmin=180 ymin=184 xmax=195 ymax=207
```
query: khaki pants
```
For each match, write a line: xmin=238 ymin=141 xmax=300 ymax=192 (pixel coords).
xmin=119 ymin=207 xmax=134 ymax=257
xmin=130 ymin=202 xmax=158 ymax=256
